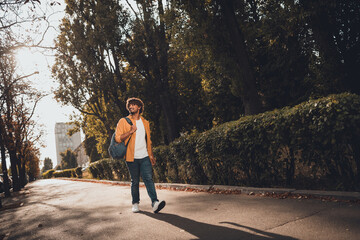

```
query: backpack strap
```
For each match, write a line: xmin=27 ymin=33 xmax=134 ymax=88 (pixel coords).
xmin=124 ymin=117 xmax=133 ymax=147
xmin=124 ymin=117 xmax=133 ymax=126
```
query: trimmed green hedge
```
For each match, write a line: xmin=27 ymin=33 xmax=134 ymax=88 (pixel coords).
xmin=88 ymin=158 xmax=130 ymax=181
xmin=43 ymin=167 xmax=83 ymax=179
xmin=153 ymin=92 xmax=360 ymax=191
xmin=53 ymin=169 xmax=75 ymax=178
xmin=75 ymin=167 xmax=83 ymax=178
xmin=42 ymin=169 xmax=55 ymax=179
xmin=82 ymin=93 xmax=360 ymax=191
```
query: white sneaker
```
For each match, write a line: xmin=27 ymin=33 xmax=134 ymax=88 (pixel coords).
xmin=152 ymin=200 xmax=166 ymax=213
xmin=132 ymin=203 xmax=139 ymax=213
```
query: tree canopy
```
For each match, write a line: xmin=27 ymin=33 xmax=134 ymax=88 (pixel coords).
xmin=53 ymin=0 xmax=360 ymax=158
xmin=60 ymin=149 xmax=77 ymax=170
xmin=42 ymin=157 xmax=53 ymax=173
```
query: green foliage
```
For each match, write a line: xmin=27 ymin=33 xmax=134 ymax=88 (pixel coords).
xmin=53 ymin=0 xmax=132 ymax=154
xmin=88 ymin=158 xmax=129 ymax=181
xmin=41 ymin=157 xmax=53 ymax=173
xmin=53 ymin=0 xmax=360 ymax=160
xmin=153 ymin=93 xmax=360 ymax=191
xmin=48 ymin=167 xmax=83 ymax=179
xmin=297 ymin=0 xmax=360 ymax=95
xmin=167 ymin=5 xmax=244 ymax=126
xmin=60 ymin=149 xmax=78 ymax=170
xmin=244 ymin=0 xmax=311 ymax=110
xmin=110 ymin=160 xmax=130 ymax=181
xmin=53 ymin=169 xmax=76 ymax=178
xmin=75 ymin=167 xmax=83 ymax=178
xmin=83 ymin=136 xmax=102 ymax=163
xmin=42 ymin=169 xmax=55 ymax=179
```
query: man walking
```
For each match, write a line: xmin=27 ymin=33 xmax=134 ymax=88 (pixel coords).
xmin=115 ymin=98 xmax=165 ymax=213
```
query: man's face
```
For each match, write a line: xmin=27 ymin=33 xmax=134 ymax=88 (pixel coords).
xmin=129 ymin=103 xmax=141 ymax=114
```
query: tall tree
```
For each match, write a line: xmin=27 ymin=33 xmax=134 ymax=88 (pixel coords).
xmin=178 ymin=0 xmax=263 ymax=115
xmin=42 ymin=157 xmax=53 ymax=173
xmin=0 ymin=118 xmax=11 ymax=197
xmin=121 ymin=0 xmax=180 ymax=142
xmin=26 ymin=147 xmax=40 ymax=181
xmin=53 ymin=0 xmax=181 ymax=145
xmin=166 ymin=4 xmax=243 ymax=126
xmin=83 ymin=136 xmax=101 ymax=163
xmin=53 ymin=0 xmax=131 ymax=142
xmin=0 ymin=41 xmax=42 ymax=191
xmin=1 ymin=0 xmax=59 ymax=192
xmin=243 ymin=0 xmax=311 ymax=109
xmin=60 ymin=149 xmax=78 ymax=170
xmin=297 ymin=0 xmax=360 ymax=94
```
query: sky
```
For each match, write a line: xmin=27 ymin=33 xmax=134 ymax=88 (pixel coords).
xmin=15 ymin=48 xmax=81 ymax=165
xmin=14 ymin=1 xmax=81 ymax=166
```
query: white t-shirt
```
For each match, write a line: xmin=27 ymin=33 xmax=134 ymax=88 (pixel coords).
xmin=134 ymin=118 xmax=149 ymax=159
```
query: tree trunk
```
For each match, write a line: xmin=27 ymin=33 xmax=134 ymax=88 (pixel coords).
xmin=9 ymin=148 xmax=20 ymax=192
xmin=20 ymin=158 xmax=27 ymax=188
xmin=310 ymin=10 xmax=345 ymax=91
xmin=157 ymin=0 xmax=180 ymax=142
xmin=140 ymin=0 xmax=180 ymax=143
xmin=352 ymin=139 xmax=360 ymax=186
xmin=219 ymin=0 xmax=263 ymax=115
xmin=111 ymin=49 xmax=127 ymax=112
xmin=300 ymin=1 xmax=345 ymax=92
xmin=0 ymin=132 xmax=11 ymax=197
xmin=17 ymin=152 xmax=25 ymax=188
xmin=159 ymin=92 xmax=179 ymax=143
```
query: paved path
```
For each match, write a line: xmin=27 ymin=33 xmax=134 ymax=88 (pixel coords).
xmin=1 ymin=179 xmax=359 ymax=240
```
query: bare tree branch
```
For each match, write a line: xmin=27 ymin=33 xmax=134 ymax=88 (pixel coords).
xmin=125 ymin=0 xmax=140 ymax=20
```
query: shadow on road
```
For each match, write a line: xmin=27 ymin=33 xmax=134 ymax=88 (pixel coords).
xmin=0 ymin=183 xmax=122 ymax=240
xmin=140 ymin=211 xmax=297 ymax=240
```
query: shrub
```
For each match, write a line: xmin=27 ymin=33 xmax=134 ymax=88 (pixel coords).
xmin=89 ymin=158 xmax=130 ymax=181
xmin=111 ymin=160 xmax=130 ymax=181
xmin=89 ymin=158 xmax=112 ymax=180
xmin=42 ymin=169 xmax=55 ymax=179
xmin=53 ymin=169 xmax=75 ymax=178
xmin=75 ymin=167 xmax=83 ymax=178
xmin=49 ymin=168 xmax=84 ymax=178
xmin=153 ymin=93 xmax=360 ymax=191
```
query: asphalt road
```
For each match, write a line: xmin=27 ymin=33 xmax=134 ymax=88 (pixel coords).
xmin=1 ymin=179 xmax=359 ymax=240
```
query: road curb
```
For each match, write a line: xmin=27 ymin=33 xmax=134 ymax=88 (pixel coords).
xmin=59 ymin=178 xmax=360 ymax=201
xmin=292 ymin=190 xmax=360 ymax=201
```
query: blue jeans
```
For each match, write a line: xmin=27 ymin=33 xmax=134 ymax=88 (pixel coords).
xmin=126 ymin=156 xmax=158 ymax=205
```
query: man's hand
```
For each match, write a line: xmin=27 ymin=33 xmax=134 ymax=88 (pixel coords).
xmin=149 ymin=155 xmax=156 ymax=165
xmin=129 ymin=125 xmax=137 ymax=134
xmin=120 ymin=125 xmax=137 ymax=142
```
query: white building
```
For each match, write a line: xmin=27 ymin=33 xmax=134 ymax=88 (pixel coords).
xmin=55 ymin=123 xmax=82 ymax=166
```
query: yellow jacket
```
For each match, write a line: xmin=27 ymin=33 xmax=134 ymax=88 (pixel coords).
xmin=115 ymin=115 xmax=154 ymax=162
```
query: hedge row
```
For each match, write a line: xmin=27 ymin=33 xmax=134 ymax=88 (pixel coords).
xmin=88 ymin=158 xmax=130 ymax=181
xmin=42 ymin=167 xmax=83 ymax=179
xmin=42 ymin=169 xmax=55 ymax=179
xmin=76 ymin=93 xmax=360 ymax=191
xmin=151 ymin=92 xmax=360 ymax=191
